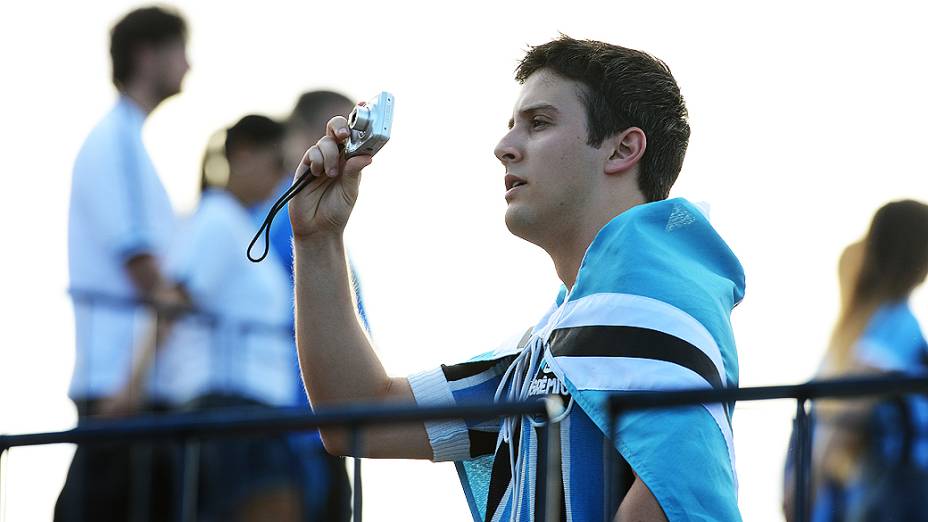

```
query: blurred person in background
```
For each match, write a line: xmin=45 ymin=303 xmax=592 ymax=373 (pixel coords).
xmin=784 ymin=200 xmax=928 ymax=521
xmin=57 ymin=6 xmax=189 ymax=521
xmin=258 ymin=90 xmax=363 ymax=521
xmin=274 ymin=90 xmax=370 ymax=332
xmin=144 ymin=114 xmax=303 ymax=521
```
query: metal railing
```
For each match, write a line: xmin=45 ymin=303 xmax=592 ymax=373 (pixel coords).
xmin=68 ymin=288 xmax=293 ymax=336
xmin=3 ymin=375 xmax=928 ymax=522
xmin=16 ymin=291 xmax=926 ymax=521
xmin=605 ymin=375 xmax=928 ymax=522
xmin=0 ymin=401 xmax=549 ymax=522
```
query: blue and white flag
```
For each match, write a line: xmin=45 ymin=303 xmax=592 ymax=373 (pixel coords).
xmin=412 ymin=198 xmax=745 ymax=521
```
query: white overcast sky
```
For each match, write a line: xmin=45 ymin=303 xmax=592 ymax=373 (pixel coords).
xmin=1 ymin=1 xmax=926 ymax=520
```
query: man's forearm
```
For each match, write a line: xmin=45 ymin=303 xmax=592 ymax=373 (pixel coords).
xmin=293 ymin=235 xmax=394 ymax=407
xmin=294 ymin=236 xmax=433 ymax=459
xmin=287 ymin=119 xmax=431 ymax=460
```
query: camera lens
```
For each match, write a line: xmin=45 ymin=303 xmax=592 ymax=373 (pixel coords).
xmin=348 ymin=106 xmax=371 ymax=131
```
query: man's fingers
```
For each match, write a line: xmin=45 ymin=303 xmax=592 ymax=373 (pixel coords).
xmin=307 ymin=146 xmax=324 ymax=177
xmin=326 ymin=116 xmax=350 ymax=142
xmin=299 ymin=111 xmax=369 ymax=181
xmin=318 ymin=136 xmax=341 ymax=177
xmin=295 ymin=146 xmax=321 ymax=178
xmin=294 ymin=149 xmax=311 ymax=179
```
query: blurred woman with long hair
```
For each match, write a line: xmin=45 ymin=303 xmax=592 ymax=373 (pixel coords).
xmin=787 ymin=200 xmax=928 ymax=521
xmin=824 ymin=200 xmax=928 ymax=378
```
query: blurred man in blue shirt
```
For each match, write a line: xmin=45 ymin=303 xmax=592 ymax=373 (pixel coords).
xmin=58 ymin=6 xmax=189 ymax=522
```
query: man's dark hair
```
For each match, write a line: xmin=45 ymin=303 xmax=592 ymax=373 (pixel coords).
xmin=110 ymin=6 xmax=187 ymax=88
xmin=516 ymin=35 xmax=690 ymax=202
xmin=224 ymin=115 xmax=285 ymax=157
xmin=289 ymin=90 xmax=353 ymax=130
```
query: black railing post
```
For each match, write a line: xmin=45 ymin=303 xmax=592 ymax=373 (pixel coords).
xmin=179 ymin=439 xmax=200 ymax=522
xmin=604 ymin=406 xmax=621 ymax=522
xmin=0 ymin=445 xmax=8 ymax=522
xmin=793 ymin=398 xmax=811 ymax=522
xmin=350 ymin=426 xmax=363 ymax=522
xmin=129 ymin=442 xmax=153 ymax=522
xmin=542 ymin=397 xmax=562 ymax=522
xmin=77 ymin=442 xmax=86 ymax=521
xmin=536 ymin=416 xmax=549 ymax=522
xmin=175 ymin=438 xmax=188 ymax=522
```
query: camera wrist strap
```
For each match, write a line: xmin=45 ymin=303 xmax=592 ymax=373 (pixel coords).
xmin=246 ymin=170 xmax=314 ymax=263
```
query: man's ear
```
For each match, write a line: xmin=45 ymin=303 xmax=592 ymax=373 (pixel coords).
xmin=604 ymin=127 xmax=646 ymax=176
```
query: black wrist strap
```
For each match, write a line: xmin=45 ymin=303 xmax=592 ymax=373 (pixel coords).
xmin=247 ymin=170 xmax=314 ymax=262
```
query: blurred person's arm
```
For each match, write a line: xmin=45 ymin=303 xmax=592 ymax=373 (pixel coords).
xmin=813 ymin=295 xmax=918 ymax=485
xmin=837 ymin=241 xmax=864 ymax=313
xmin=809 ymin=359 xmax=892 ymax=496
xmin=126 ymin=253 xmax=167 ymax=297
xmin=98 ymin=285 xmax=189 ymax=417
xmin=99 ymin=252 xmax=185 ymax=416
xmin=813 ymin=365 xmax=886 ymax=485
xmin=290 ymin=116 xmax=430 ymax=459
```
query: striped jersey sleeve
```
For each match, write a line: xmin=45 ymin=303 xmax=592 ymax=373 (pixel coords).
xmin=408 ymin=354 xmax=516 ymax=462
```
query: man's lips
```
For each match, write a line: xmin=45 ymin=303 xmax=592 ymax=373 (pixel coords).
xmin=504 ymin=174 xmax=527 ymax=191
xmin=504 ymin=174 xmax=527 ymax=203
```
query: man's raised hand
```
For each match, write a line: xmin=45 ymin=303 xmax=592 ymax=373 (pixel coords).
xmin=288 ymin=115 xmax=373 ymax=240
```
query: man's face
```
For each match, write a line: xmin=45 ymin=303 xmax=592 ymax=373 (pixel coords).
xmin=230 ymin=143 xmax=285 ymax=204
xmin=494 ymin=70 xmax=609 ymax=245
xmin=151 ymin=37 xmax=189 ymax=100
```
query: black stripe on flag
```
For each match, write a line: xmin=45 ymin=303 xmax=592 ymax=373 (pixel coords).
xmin=468 ymin=429 xmax=499 ymax=459
xmin=484 ymin=439 xmax=515 ymax=522
xmin=441 ymin=356 xmax=514 ymax=383
xmin=548 ymin=325 xmax=723 ymax=389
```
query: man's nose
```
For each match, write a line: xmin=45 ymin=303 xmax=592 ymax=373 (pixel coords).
xmin=494 ymin=133 xmax=522 ymax=165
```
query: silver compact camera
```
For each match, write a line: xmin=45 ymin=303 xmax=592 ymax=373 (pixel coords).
xmin=345 ymin=91 xmax=394 ymax=158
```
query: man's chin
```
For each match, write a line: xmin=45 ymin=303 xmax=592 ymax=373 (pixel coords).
xmin=504 ymin=207 xmax=534 ymax=241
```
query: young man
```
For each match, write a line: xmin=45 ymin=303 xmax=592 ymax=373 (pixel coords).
xmin=67 ymin=4 xmax=189 ymax=417
xmin=58 ymin=6 xmax=189 ymax=521
xmin=153 ymin=115 xmax=303 ymax=521
xmin=289 ymin=36 xmax=744 ymax=521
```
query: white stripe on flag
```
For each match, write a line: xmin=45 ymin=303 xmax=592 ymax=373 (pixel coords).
xmin=552 ymin=355 xmax=737 ymax=489
xmin=552 ymin=292 xmax=727 ymax=386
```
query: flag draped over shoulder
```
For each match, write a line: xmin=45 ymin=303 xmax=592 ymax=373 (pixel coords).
xmin=456 ymin=198 xmax=745 ymax=521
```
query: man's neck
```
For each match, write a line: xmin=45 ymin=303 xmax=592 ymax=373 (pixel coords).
xmin=121 ymin=83 xmax=161 ymax=116
xmin=548 ymin=198 xmax=645 ymax=291
xmin=549 ymin=226 xmax=597 ymax=291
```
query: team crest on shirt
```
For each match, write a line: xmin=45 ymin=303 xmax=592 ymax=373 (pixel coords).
xmin=527 ymin=362 xmax=570 ymax=398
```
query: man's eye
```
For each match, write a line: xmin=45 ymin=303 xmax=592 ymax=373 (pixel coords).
xmin=531 ymin=119 xmax=550 ymax=129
